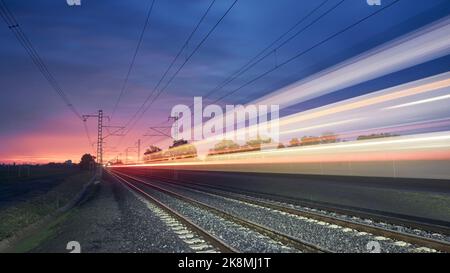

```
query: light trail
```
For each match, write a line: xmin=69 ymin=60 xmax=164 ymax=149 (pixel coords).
xmin=167 ymin=16 xmax=450 ymax=147
xmin=279 ymin=118 xmax=363 ymax=136
xmin=113 ymin=18 xmax=450 ymax=179
xmin=311 ymin=117 xmax=450 ymax=143
xmin=114 ymin=131 xmax=450 ymax=165
xmin=146 ymin=17 xmax=450 ymax=153
xmin=113 ymin=72 xmax=450 ymax=176
xmin=162 ymin=72 xmax=450 ymax=155
xmin=129 ymin=71 xmax=450 ymax=171
xmin=384 ymin=94 xmax=450 ymax=110
xmin=277 ymin=73 xmax=450 ymax=128
xmin=254 ymin=16 xmax=450 ymax=109
xmin=110 ymin=131 xmax=450 ymax=179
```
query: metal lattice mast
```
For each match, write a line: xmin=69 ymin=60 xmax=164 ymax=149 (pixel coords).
xmin=83 ymin=110 xmax=112 ymax=166
xmin=84 ymin=110 xmax=124 ymax=166
xmin=97 ymin=110 xmax=103 ymax=165
xmin=168 ymin=115 xmax=179 ymax=141
xmin=137 ymin=139 xmax=141 ymax=163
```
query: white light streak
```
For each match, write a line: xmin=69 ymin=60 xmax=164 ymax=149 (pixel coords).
xmin=384 ymin=94 xmax=450 ymax=109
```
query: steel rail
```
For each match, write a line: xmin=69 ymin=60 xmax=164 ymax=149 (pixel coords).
xmin=106 ymin=170 xmax=238 ymax=253
xmin=123 ymin=171 xmax=450 ymax=253
xmin=111 ymin=170 xmax=330 ymax=253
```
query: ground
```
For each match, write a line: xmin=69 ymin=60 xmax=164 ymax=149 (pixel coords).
xmin=0 ymin=167 xmax=91 ymax=242
xmin=10 ymin=175 xmax=192 ymax=253
xmin=3 ymin=168 xmax=450 ymax=253
xmin=164 ymin=170 xmax=450 ymax=224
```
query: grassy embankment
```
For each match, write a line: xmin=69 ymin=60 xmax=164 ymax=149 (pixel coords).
xmin=0 ymin=167 xmax=93 ymax=242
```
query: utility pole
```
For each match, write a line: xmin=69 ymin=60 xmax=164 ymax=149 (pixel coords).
xmin=137 ymin=139 xmax=141 ymax=163
xmin=83 ymin=110 xmax=105 ymax=165
xmin=97 ymin=110 xmax=103 ymax=165
xmin=125 ymin=146 xmax=137 ymax=164
xmin=83 ymin=110 xmax=124 ymax=167
xmin=168 ymin=115 xmax=179 ymax=141
xmin=168 ymin=114 xmax=180 ymax=180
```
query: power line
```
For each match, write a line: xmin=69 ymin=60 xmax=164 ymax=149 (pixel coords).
xmin=0 ymin=0 xmax=97 ymax=155
xmin=145 ymin=0 xmax=338 ymax=131
xmin=209 ymin=0 xmax=401 ymax=105
xmin=83 ymin=120 xmax=96 ymax=154
xmin=145 ymin=0 xmax=400 ymax=146
xmin=83 ymin=110 xmax=125 ymax=165
xmin=194 ymin=0 xmax=332 ymax=108
xmin=112 ymin=0 xmax=400 ymax=157
xmin=110 ymin=0 xmax=156 ymax=120
xmin=207 ymin=0 xmax=345 ymax=105
xmin=121 ymin=0 xmax=217 ymax=131
xmin=0 ymin=0 xmax=83 ymax=120
xmin=137 ymin=0 xmax=239 ymax=121
xmin=114 ymin=0 xmax=231 ymax=150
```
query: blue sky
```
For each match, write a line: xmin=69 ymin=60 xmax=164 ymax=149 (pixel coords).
xmin=0 ymin=0 xmax=449 ymax=162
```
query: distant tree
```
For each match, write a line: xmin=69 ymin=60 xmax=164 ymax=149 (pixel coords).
xmin=213 ymin=139 xmax=240 ymax=151
xmin=357 ymin=133 xmax=398 ymax=140
xmin=79 ymin=154 xmax=96 ymax=171
xmin=144 ymin=145 xmax=162 ymax=155
xmin=289 ymin=138 xmax=300 ymax=147
xmin=245 ymin=137 xmax=271 ymax=148
xmin=301 ymin=136 xmax=321 ymax=146
xmin=170 ymin=139 xmax=188 ymax=149
xmin=164 ymin=143 xmax=197 ymax=159
xmin=321 ymin=132 xmax=339 ymax=144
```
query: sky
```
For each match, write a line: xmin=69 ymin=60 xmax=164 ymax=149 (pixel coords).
xmin=0 ymin=0 xmax=449 ymax=164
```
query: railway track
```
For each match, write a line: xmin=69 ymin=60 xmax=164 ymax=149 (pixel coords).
xmin=109 ymin=170 xmax=329 ymax=253
xmin=106 ymin=170 xmax=237 ymax=253
xmin=114 ymin=170 xmax=450 ymax=253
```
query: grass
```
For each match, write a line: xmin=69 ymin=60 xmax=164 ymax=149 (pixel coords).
xmin=0 ymin=166 xmax=78 ymax=183
xmin=0 ymin=171 xmax=93 ymax=242
xmin=10 ymin=211 xmax=74 ymax=253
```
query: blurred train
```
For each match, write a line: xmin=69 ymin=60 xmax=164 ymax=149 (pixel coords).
xmin=143 ymin=142 xmax=198 ymax=162
xmin=121 ymin=131 xmax=450 ymax=180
